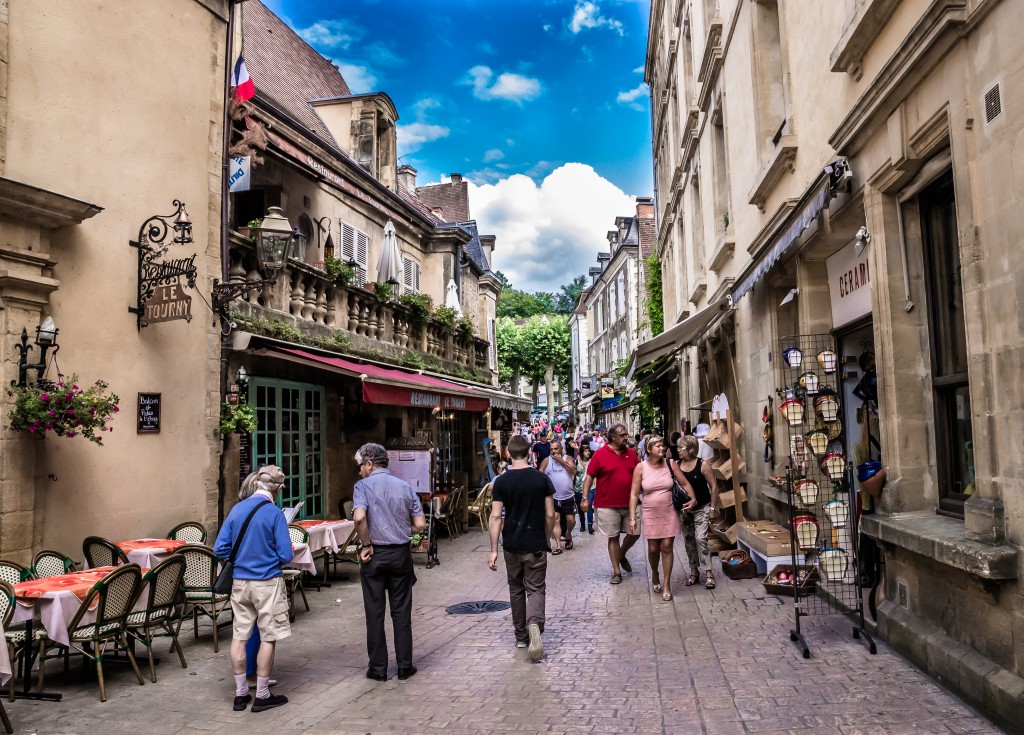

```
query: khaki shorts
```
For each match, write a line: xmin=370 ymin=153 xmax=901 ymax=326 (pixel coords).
xmin=231 ymin=577 xmax=291 ymax=642
xmin=595 ymin=507 xmax=641 ymax=537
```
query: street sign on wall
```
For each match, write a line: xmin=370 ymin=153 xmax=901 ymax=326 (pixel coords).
xmin=826 ymin=239 xmax=872 ymax=327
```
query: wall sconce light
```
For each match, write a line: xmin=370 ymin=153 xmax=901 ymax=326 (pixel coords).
xmin=780 ymin=288 xmax=799 ymax=307
xmin=854 ymin=226 xmax=871 ymax=256
xmin=15 ymin=316 xmax=60 ymax=387
xmin=213 ymin=206 xmax=305 ymax=319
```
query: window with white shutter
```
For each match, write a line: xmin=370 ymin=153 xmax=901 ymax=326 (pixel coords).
xmin=402 ymin=256 xmax=421 ymax=294
xmin=487 ymin=316 xmax=496 ymax=370
xmin=617 ymin=272 xmax=626 ymax=317
xmin=339 ymin=221 xmax=369 ymax=286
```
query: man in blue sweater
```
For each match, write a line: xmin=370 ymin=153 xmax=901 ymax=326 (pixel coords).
xmin=213 ymin=464 xmax=293 ymax=713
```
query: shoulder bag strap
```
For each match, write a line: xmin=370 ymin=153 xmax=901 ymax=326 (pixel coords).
xmin=228 ymin=499 xmax=272 ymax=563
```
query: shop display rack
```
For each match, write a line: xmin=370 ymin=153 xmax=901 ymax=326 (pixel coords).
xmin=777 ymin=333 xmax=876 ymax=658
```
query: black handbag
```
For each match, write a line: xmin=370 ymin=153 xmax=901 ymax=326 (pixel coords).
xmin=213 ymin=499 xmax=272 ymax=594
xmin=669 ymin=460 xmax=690 ymax=512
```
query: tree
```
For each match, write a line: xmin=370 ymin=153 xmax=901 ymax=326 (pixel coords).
xmin=555 ymin=274 xmax=587 ymax=314
xmin=497 ymin=286 xmax=556 ymax=319
xmin=511 ymin=315 xmax=571 ymax=418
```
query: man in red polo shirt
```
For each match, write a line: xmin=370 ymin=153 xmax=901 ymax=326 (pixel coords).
xmin=580 ymin=423 xmax=640 ymax=584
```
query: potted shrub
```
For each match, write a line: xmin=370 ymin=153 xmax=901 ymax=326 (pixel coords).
xmin=432 ymin=305 xmax=457 ymax=335
xmin=456 ymin=315 xmax=475 ymax=342
xmin=324 ymin=256 xmax=355 ymax=287
xmin=7 ymin=375 xmax=120 ymax=445
xmin=219 ymin=402 xmax=258 ymax=435
xmin=399 ymin=292 xmax=432 ymax=335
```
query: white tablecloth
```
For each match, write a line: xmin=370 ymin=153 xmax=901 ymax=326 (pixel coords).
xmin=285 ymin=542 xmax=316 ymax=574
xmin=11 ymin=581 xmax=149 ymax=648
xmin=301 ymin=520 xmax=355 ymax=554
xmin=0 ymin=620 xmax=10 ymax=686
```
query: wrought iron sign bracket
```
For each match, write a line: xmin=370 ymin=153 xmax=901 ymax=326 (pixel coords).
xmin=129 ymin=199 xmax=197 ymax=330
xmin=211 ymin=278 xmax=275 ymax=321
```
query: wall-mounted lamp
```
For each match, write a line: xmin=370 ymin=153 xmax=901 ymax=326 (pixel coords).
xmin=228 ymin=365 xmax=250 ymax=405
xmin=15 ymin=316 xmax=60 ymax=387
xmin=854 ymin=226 xmax=871 ymax=256
xmin=780 ymin=288 xmax=799 ymax=307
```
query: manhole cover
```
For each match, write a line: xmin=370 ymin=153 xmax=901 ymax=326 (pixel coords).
xmin=445 ymin=600 xmax=511 ymax=615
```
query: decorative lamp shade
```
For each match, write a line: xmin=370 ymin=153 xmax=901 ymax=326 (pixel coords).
xmin=819 ymin=547 xmax=849 ymax=582
xmin=793 ymin=514 xmax=819 ymax=551
xmin=804 ymin=430 xmax=830 ymax=456
xmin=824 ymin=499 xmax=848 ymax=528
xmin=796 ymin=479 xmax=820 ymax=507
xmin=36 ymin=316 xmax=58 ymax=345
xmin=817 ymin=349 xmax=838 ymax=373
xmin=799 ymin=371 xmax=819 ymax=393
xmin=779 ymin=398 xmax=804 ymax=426
xmin=255 ymin=206 xmax=297 ymax=275
xmin=815 ymin=393 xmax=841 ymax=422
xmin=783 ymin=346 xmax=803 ymax=368
xmin=822 ymin=452 xmax=847 ymax=481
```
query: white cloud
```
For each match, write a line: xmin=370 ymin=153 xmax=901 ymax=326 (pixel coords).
xmin=468 ymin=163 xmax=636 ymax=293
xmin=397 ymin=122 xmax=450 ymax=156
xmin=464 ymin=65 xmax=542 ymax=104
xmin=633 ymin=65 xmax=645 ymax=74
xmin=483 ymin=149 xmax=505 ymax=162
xmin=296 ymin=19 xmax=360 ymax=50
xmin=617 ymin=83 xmax=648 ymax=111
xmin=337 ymin=63 xmax=377 ymax=93
xmin=569 ymin=2 xmax=624 ymax=36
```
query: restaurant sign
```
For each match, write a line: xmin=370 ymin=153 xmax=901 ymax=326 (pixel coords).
xmin=826 ymin=239 xmax=872 ymax=328
xmin=361 ymin=381 xmax=490 ymax=412
xmin=144 ymin=281 xmax=192 ymax=324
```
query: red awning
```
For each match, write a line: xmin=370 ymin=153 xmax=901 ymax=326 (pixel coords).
xmin=274 ymin=347 xmax=491 ymax=412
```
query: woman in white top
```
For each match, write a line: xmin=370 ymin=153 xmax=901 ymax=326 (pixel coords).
xmin=541 ymin=441 xmax=577 ymax=554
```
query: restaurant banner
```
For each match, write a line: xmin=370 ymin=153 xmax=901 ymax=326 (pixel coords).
xmin=362 ymin=381 xmax=489 ymax=412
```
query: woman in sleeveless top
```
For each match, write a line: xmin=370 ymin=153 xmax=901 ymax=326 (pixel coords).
xmin=541 ymin=441 xmax=577 ymax=553
xmin=628 ymin=436 xmax=680 ymax=601
xmin=670 ymin=434 xmax=720 ymax=589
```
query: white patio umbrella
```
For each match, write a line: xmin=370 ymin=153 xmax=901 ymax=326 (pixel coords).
xmin=445 ymin=279 xmax=463 ymax=315
xmin=376 ymin=220 xmax=402 ymax=286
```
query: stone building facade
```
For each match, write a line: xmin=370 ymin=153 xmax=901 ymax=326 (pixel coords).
xmin=645 ymin=0 xmax=1023 ymax=724
xmin=0 ymin=0 xmax=228 ymax=558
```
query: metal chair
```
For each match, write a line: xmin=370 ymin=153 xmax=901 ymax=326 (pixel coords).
xmin=166 ymin=521 xmax=207 ymax=544
xmin=61 ymin=564 xmax=145 ymax=701
xmin=0 ymin=561 xmax=31 ymax=587
xmin=285 ymin=524 xmax=310 ymax=616
xmin=0 ymin=581 xmax=15 ymax=732
xmin=467 ymin=483 xmax=493 ymax=530
xmin=174 ymin=545 xmax=230 ymax=653
xmin=32 ymin=549 xmax=78 ymax=579
xmin=82 ymin=536 xmax=129 ymax=569
xmin=1 ymin=579 xmax=45 ymax=707
xmin=125 ymin=556 xmax=187 ymax=682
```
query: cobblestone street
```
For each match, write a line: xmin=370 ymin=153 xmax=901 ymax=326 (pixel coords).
xmin=8 ymin=530 xmax=1005 ymax=735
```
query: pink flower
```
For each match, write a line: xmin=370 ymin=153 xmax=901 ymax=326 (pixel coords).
xmin=28 ymin=427 xmax=35 ymax=433
xmin=114 ymin=406 xmax=120 ymax=413
xmin=48 ymin=409 xmax=55 ymax=416
xmin=40 ymin=393 xmax=50 ymax=402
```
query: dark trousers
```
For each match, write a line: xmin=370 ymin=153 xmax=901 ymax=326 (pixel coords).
xmin=504 ymin=550 xmax=547 ymax=641
xmin=575 ymin=492 xmax=587 ymax=529
xmin=360 ymin=544 xmax=416 ymax=674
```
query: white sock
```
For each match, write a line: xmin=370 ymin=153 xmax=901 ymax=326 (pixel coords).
xmin=234 ymin=673 xmax=248 ymax=697
xmin=256 ymin=675 xmax=271 ymax=699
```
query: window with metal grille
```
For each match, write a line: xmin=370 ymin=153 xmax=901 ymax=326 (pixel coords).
xmin=984 ymin=84 xmax=1002 ymax=123
xmin=251 ymin=379 xmax=325 ymax=519
xmin=339 ymin=221 xmax=369 ymax=285
xmin=402 ymin=256 xmax=421 ymax=294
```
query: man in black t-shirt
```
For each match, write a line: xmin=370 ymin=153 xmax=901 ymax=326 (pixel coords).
xmin=488 ymin=435 xmax=556 ymax=662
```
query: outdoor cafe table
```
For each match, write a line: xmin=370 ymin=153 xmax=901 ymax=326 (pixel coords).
xmin=292 ymin=519 xmax=354 ymax=555
xmin=287 ymin=542 xmax=316 ymax=574
xmin=0 ymin=619 xmax=10 ymax=689
xmin=115 ymin=538 xmax=188 ymax=567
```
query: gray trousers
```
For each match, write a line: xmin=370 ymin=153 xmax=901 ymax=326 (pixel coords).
xmin=681 ymin=506 xmax=712 ymax=574
xmin=504 ymin=550 xmax=547 ymax=641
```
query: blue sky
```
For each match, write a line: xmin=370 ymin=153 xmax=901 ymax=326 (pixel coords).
xmin=262 ymin=0 xmax=653 ymax=293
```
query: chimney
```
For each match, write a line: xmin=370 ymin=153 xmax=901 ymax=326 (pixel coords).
xmin=450 ymin=173 xmax=463 ymax=184
xmin=636 ymin=196 xmax=655 ymax=218
xmin=397 ymin=165 xmax=417 ymax=191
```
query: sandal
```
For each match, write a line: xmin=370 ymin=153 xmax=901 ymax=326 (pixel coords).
xmin=685 ymin=571 xmax=699 ymax=586
xmin=565 ymin=538 xmax=573 ymax=550
xmin=652 ymin=581 xmax=662 ymax=593
xmin=551 ymin=548 xmax=563 ymax=555
xmin=662 ymin=591 xmax=673 ymax=602
xmin=705 ymin=573 xmax=716 ymax=590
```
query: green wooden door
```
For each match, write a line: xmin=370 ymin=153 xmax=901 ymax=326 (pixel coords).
xmin=251 ymin=379 xmax=325 ymax=519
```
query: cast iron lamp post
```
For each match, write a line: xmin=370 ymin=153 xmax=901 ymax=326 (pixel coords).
xmin=15 ymin=316 xmax=59 ymax=387
xmin=212 ymin=206 xmax=306 ymax=319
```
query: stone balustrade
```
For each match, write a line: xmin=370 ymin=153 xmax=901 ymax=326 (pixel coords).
xmin=226 ymin=234 xmax=492 ymax=377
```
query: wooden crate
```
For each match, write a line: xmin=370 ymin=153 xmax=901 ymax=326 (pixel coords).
xmin=718 ymin=485 xmax=748 ymax=508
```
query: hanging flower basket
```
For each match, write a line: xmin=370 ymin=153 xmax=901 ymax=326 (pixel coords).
xmin=7 ymin=375 xmax=119 ymax=445
xmin=218 ymin=402 xmax=257 ymax=435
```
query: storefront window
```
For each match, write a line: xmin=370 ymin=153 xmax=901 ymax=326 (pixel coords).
xmin=919 ymin=173 xmax=972 ymax=513
xmin=437 ymin=413 xmax=462 ymax=487
xmin=252 ymin=379 xmax=325 ymax=518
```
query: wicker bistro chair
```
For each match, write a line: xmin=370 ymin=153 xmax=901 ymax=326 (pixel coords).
xmin=467 ymin=484 xmax=493 ymax=530
xmin=440 ymin=487 xmax=465 ymax=539
xmin=82 ymin=536 xmax=129 ymax=569
xmin=166 ymin=521 xmax=207 ymax=544
xmin=2 ymin=579 xmax=46 ymax=706
xmin=285 ymin=524 xmax=310 ymax=617
xmin=0 ymin=561 xmax=31 ymax=586
xmin=32 ymin=549 xmax=79 ymax=579
xmin=125 ymin=556 xmax=187 ymax=682
xmin=174 ymin=545 xmax=230 ymax=653
xmin=59 ymin=564 xmax=145 ymax=701
xmin=0 ymin=581 xmax=16 ymax=732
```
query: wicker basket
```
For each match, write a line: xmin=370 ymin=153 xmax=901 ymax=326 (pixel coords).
xmin=762 ymin=564 xmax=819 ymax=597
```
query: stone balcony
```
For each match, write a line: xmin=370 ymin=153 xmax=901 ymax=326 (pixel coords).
xmin=225 ymin=233 xmax=492 ymax=380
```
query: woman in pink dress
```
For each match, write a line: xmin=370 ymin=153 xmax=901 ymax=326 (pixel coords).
xmin=628 ymin=436 xmax=681 ymax=601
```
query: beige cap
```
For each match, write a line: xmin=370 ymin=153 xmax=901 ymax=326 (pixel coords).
xmin=256 ymin=465 xmax=286 ymax=485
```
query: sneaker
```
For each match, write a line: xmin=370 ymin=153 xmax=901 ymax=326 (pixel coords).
xmin=233 ymin=694 xmax=251 ymax=712
xmin=527 ymin=623 xmax=543 ymax=662
xmin=251 ymin=693 xmax=288 ymax=713
xmin=515 ymin=640 xmax=528 ymax=649
xmin=619 ymin=556 xmax=632 ymax=574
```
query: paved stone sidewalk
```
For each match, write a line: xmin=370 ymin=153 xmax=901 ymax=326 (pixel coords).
xmin=6 ymin=529 xmax=1005 ymax=734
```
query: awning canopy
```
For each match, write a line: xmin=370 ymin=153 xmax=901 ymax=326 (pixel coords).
xmin=630 ymin=358 xmax=678 ymax=397
xmin=625 ymin=296 xmax=732 ymax=382
xmin=273 ymin=347 xmax=491 ymax=412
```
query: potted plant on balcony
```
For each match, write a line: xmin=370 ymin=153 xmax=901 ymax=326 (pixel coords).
xmin=237 ymin=218 xmax=262 ymax=239
xmin=324 ymin=256 xmax=355 ymax=287
xmin=432 ymin=305 xmax=457 ymax=335
xmin=7 ymin=375 xmax=120 ymax=445
xmin=218 ymin=401 xmax=258 ymax=435
xmin=456 ymin=315 xmax=475 ymax=342
xmin=369 ymin=281 xmax=395 ymax=303
xmin=399 ymin=292 xmax=432 ymax=335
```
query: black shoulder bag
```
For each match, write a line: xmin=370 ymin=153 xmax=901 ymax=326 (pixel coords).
xmin=214 ymin=499 xmax=272 ymax=594
xmin=669 ymin=459 xmax=691 ymax=512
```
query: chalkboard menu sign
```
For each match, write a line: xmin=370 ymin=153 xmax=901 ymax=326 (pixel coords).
xmin=137 ymin=393 xmax=161 ymax=433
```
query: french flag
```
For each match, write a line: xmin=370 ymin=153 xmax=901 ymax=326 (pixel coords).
xmin=232 ymin=56 xmax=255 ymax=103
